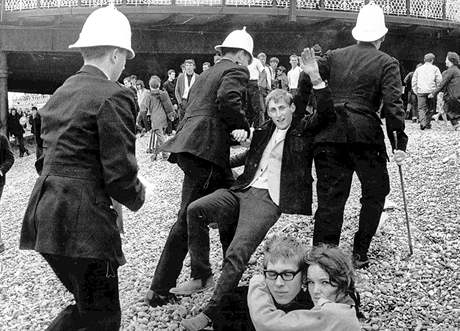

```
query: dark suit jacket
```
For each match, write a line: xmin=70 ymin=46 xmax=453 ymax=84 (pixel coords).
xmin=20 ymin=65 xmax=145 ymax=265
xmin=230 ymin=87 xmax=335 ymax=215
xmin=0 ymin=133 xmax=14 ymax=186
xmin=307 ymin=43 xmax=408 ymax=151
xmin=162 ymin=59 xmax=250 ymax=172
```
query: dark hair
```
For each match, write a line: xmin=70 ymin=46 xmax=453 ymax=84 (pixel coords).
xmin=447 ymin=51 xmax=460 ymax=66
xmin=305 ymin=245 xmax=363 ymax=318
xmin=31 ymin=106 xmax=38 ymax=111
xmin=263 ymin=233 xmax=307 ymax=270
xmin=136 ymin=80 xmax=145 ymax=88
xmin=167 ymin=69 xmax=175 ymax=75
xmin=203 ymin=62 xmax=211 ymax=67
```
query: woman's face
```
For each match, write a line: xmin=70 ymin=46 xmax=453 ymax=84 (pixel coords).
xmin=265 ymin=259 xmax=303 ymax=305
xmin=307 ymin=264 xmax=339 ymax=306
xmin=446 ymin=57 xmax=453 ymax=68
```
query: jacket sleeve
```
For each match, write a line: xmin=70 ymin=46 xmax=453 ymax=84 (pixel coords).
xmin=247 ymin=275 xmax=329 ymax=331
xmin=216 ymin=67 xmax=250 ymax=133
xmin=432 ymin=70 xmax=453 ymax=96
xmin=381 ymin=58 xmax=408 ymax=151
xmin=301 ymin=87 xmax=336 ymax=134
xmin=230 ymin=149 xmax=248 ymax=168
xmin=97 ymin=90 xmax=145 ymax=212
xmin=411 ymin=70 xmax=418 ymax=94
xmin=160 ymin=92 xmax=175 ymax=119
xmin=140 ymin=94 xmax=150 ymax=114
xmin=435 ymin=67 xmax=443 ymax=87
xmin=0 ymin=135 xmax=14 ymax=175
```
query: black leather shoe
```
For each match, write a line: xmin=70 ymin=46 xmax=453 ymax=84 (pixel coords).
xmin=145 ymin=290 xmax=178 ymax=307
xmin=353 ymin=253 xmax=370 ymax=269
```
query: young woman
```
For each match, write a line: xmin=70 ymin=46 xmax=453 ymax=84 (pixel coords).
xmin=248 ymin=241 xmax=361 ymax=331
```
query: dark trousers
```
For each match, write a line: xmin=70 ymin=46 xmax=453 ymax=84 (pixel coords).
xmin=417 ymin=94 xmax=436 ymax=129
xmin=14 ymin=134 xmax=27 ymax=156
xmin=41 ymin=253 xmax=120 ymax=331
xmin=198 ymin=187 xmax=281 ymax=320
xmin=313 ymin=144 xmax=390 ymax=256
xmin=150 ymin=153 xmax=233 ymax=295
xmin=0 ymin=184 xmax=3 ymax=244
xmin=246 ymin=81 xmax=264 ymax=127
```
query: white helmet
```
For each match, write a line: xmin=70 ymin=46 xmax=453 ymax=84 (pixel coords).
xmin=69 ymin=4 xmax=135 ymax=59
xmin=352 ymin=1 xmax=388 ymax=42
xmin=215 ymin=27 xmax=254 ymax=64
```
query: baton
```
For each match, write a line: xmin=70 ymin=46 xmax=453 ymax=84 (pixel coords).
xmin=393 ymin=131 xmax=413 ymax=256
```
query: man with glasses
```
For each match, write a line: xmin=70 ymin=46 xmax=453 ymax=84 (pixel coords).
xmin=180 ymin=48 xmax=335 ymax=331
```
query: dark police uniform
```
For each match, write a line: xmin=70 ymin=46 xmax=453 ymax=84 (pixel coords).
xmin=20 ymin=65 xmax=145 ymax=330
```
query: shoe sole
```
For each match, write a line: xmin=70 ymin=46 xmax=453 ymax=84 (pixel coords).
xmin=169 ymin=283 xmax=215 ymax=296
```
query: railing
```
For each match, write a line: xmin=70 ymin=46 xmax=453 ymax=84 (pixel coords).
xmin=4 ymin=0 xmax=460 ymax=23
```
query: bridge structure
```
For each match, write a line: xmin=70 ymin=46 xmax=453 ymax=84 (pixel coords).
xmin=1 ymin=0 xmax=460 ymax=131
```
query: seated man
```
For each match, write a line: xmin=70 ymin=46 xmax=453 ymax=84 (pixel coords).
xmin=179 ymin=48 xmax=336 ymax=331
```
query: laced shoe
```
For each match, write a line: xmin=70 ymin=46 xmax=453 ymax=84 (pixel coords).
xmin=181 ymin=312 xmax=212 ymax=331
xmin=170 ymin=276 xmax=215 ymax=296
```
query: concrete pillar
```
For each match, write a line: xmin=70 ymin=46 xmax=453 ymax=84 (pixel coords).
xmin=0 ymin=52 xmax=8 ymax=135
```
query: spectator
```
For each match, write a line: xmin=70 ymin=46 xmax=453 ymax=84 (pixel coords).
xmin=135 ymin=80 xmax=149 ymax=106
xmin=312 ymin=44 xmax=323 ymax=58
xmin=430 ymin=51 xmax=460 ymax=130
xmin=0 ymin=131 xmax=14 ymax=253
xmin=141 ymin=75 xmax=176 ymax=160
xmin=258 ymin=52 xmax=272 ymax=109
xmin=202 ymin=62 xmax=211 ymax=72
xmin=274 ymin=66 xmax=289 ymax=90
xmin=247 ymin=55 xmax=265 ymax=126
xmin=269 ymin=57 xmax=279 ymax=89
xmin=7 ymin=108 xmax=29 ymax=157
xmin=175 ymin=59 xmax=199 ymax=121
xmin=28 ymin=106 xmax=43 ymax=159
xmin=248 ymin=244 xmax=362 ymax=331
xmin=404 ymin=63 xmax=422 ymax=122
xmin=287 ymin=55 xmax=302 ymax=96
xmin=163 ymin=69 xmax=179 ymax=134
xmin=412 ymin=53 xmax=442 ymax=130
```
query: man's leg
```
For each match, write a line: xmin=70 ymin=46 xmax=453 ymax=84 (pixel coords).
xmin=171 ymin=189 xmax=239 ymax=295
xmin=202 ymin=188 xmax=281 ymax=322
xmin=187 ymin=189 xmax=239 ymax=282
xmin=313 ymin=145 xmax=354 ymax=246
xmin=351 ymin=147 xmax=390 ymax=265
xmin=418 ymin=95 xmax=429 ymax=129
xmin=148 ymin=154 xmax=229 ymax=302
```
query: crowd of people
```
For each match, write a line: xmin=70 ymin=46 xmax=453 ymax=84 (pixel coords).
xmin=0 ymin=0 xmax=456 ymax=330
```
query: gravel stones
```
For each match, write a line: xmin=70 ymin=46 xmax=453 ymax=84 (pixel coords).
xmin=0 ymin=122 xmax=459 ymax=330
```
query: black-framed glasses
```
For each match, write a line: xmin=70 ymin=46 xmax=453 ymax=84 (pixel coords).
xmin=263 ymin=269 xmax=301 ymax=281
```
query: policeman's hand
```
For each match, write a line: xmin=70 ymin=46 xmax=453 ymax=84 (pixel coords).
xmin=428 ymin=93 xmax=434 ymax=99
xmin=231 ymin=129 xmax=248 ymax=143
xmin=240 ymin=127 xmax=254 ymax=148
xmin=394 ymin=150 xmax=408 ymax=165
xmin=173 ymin=104 xmax=178 ymax=110
xmin=300 ymin=48 xmax=321 ymax=81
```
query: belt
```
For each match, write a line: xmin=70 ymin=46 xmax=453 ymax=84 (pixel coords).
xmin=41 ymin=163 xmax=102 ymax=180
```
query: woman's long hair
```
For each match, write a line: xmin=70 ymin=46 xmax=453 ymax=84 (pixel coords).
xmin=447 ymin=52 xmax=460 ymax=67
xmin=305 ymin=245 xmax=364 ymax=318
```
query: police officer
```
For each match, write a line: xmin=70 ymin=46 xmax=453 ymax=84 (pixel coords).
xmin=306 ymin=2 xmax=408 ymax=268
xmin=20 ymin=5 xmax=145 ymax=329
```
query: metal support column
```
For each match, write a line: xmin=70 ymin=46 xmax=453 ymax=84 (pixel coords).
xmin=0 ymin=52 xmax=8 ymax=135
xmin=289 ymin=0 xmax=297 ymax=22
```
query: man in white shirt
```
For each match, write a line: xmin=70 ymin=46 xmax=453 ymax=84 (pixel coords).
xmin=175 ymin=59 xmax=200 ymax=121
xmin=287 ymin=54 xmax=302 ymax=96
xmin=247 ymin=56 xmax=265 ymax=126
xmin=412 ymin=53 xmax=442 ymax=130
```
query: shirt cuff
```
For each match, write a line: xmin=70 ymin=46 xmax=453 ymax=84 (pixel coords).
xmin=313 ymin=82 xmax=327 ymax=89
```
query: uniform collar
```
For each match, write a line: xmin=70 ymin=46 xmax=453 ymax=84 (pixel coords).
xmin=78 ymin=65 xmax=110 ymax=80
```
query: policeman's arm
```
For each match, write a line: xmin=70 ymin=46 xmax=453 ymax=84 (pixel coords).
xmin=97 ymin=91 xmax=145 ymax=212
xmin=216 ymin=67 xmax=250 ymax=134
xmin=381 ymin=59 xmax=408 ymax=151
